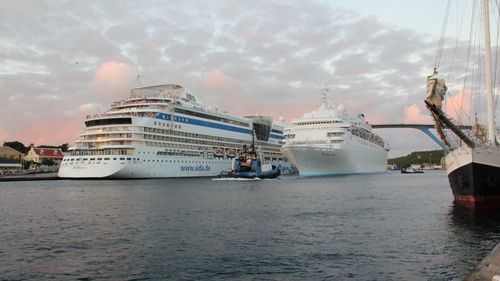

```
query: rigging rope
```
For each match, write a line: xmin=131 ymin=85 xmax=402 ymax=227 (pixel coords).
xmin=447 ymin=1 xmax=477 ymax=125
xmin=431 ymin=1 xmax=498 ymax=149
xmin=435 ymin=0 xmax=452 ymax=69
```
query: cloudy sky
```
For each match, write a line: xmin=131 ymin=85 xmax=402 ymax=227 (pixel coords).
xmin=1 ymin=0 xmax=495 ymax=157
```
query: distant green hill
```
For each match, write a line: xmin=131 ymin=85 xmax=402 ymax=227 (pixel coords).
xmin=388 ymin=150 xmax=444 ymax=168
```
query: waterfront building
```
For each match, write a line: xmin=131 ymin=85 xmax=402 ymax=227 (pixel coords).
xmin=0 ymin=146 xmax=24 ymax=175
xmin=0 ymin=146 xmax=24 ymax=160
xmin=25 ymin=147 xmax=64 ymax=165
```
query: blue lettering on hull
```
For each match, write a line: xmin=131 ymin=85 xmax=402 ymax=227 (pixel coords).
xmin=180 ymin=165 xmax=211 ymax=172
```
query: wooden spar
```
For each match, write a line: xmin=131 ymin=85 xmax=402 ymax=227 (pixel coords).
xmin=424 ymin=100 xmax=476 ymax=148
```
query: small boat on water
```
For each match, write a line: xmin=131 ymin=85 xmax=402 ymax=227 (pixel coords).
xmin=218 ymin=144 xmax=281 ymax=179
xmin=401 ymin=167 xmax=424 ymax=174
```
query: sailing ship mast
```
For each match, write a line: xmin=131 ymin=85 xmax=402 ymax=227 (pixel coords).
xmin=482 ymin=0 xmax=496 ymax=144
xmin=424 ymin=0 xmax=500 ymax=210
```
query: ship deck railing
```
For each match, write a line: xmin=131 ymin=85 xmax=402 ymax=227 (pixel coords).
xmin=85 ymin=112 xmax=158 ymax=120
xmin=285 ymin=140 xmax=334 ymax=145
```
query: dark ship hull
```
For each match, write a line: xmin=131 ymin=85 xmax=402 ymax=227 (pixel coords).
xmin=217 ymin=166 xmax=281 ymax=179
xmin=424 ymin=99 xmax=500 ymax=210
xmin=446 ymin=148 xmax=500 ymax=210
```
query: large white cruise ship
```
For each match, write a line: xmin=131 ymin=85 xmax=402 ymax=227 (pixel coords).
xmin=282 ymin=89 xmax=388 ymax=176
xmin=59 ymin=84 xmax=289 ymax=178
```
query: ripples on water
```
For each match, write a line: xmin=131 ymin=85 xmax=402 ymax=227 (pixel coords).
xmin=0 ymin=171 xmax=499 ymax=280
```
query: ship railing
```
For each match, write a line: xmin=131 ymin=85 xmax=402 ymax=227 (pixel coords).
xmin=86 ymin=112 xmax=159 ymax=119
xmin=86 ymin=113 xmax=126 ymax=119
xmin=131 ymin=85 xmax=183 ymax=96
xmin=472 ymin=143 xmax=500 ymax=151
xmin=68 ymin=148 xmax=135 ymax=156
xmin=83 ymin=127 xmax=143 ymax=134
xmin=120 ymin=98 xmax=171 ymax=105
xmin=286 ymin=140 xmax=331 ymax=145
xmin=80 ymin=134 xmax=134 ymax=141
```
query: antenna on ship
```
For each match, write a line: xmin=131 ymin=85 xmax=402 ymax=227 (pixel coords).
xmin=136 ymin=74 xmax=143 ymax=86
xmin=321 ymin=86 xmax=329 ymax=110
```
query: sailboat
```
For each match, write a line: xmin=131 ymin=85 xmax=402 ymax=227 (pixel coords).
xmin=425 ymin=0 xmax=500 ymax=209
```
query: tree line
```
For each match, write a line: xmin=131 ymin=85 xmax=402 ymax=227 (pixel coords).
xmin=388 ymin=150 xmax=445 ymax=168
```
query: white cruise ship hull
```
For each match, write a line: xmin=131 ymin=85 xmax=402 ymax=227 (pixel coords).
xmin=60 ymin=84 xmax=290 ymax=179
xmin=282 ymin=89 xmax=388 ymax=177
xmin=58 ymin=152 xmax=293 ymax=179
xmin=283 ymin=142 xmax=387 ymax=176
xmin=59 ymin=156 xmax=232 ymax=178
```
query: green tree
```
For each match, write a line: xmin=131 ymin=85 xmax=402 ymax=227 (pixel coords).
xmin=388 ymin=150 xmax=445 ymax=168
xmin=3 ymin=141 xmax=29 ymax=154
xmin=23 ymin=160 xmax=34 ymax=169
xmin=59 ymin=143 xmax=69 ymax=152
xmin=38 ymin=145 xmax=58 ymax=148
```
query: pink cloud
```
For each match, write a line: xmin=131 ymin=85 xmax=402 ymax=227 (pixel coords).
xmin=92 ymin=61 xmax=138 ymax=99
xmin=5 ymin=115 xmax=84 ymax=146
xmin=4 ymin=125 xmax=49 ymax=146
xmin=403 ymin=104 xmax=430 ymax=123
xmin=200 ymin=70 xmax=237 ymax=91
xmin=198 ymin=69 xmax=252 ymax=114
xmin=0 ymin=61 xmax=138 ymax=147
xmin=445 ymin=88 xmax=471 ymax=122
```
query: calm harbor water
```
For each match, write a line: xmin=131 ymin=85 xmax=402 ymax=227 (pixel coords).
xmin=1 ymin=171 xmax=499 ymax=280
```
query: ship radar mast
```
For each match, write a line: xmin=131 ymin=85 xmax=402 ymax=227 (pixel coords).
xmin=321 ymin=86 xmax=329 ymax=110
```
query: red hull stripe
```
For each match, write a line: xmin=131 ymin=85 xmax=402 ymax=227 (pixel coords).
xmin=454 ymin=195 xmax=500 ymax=210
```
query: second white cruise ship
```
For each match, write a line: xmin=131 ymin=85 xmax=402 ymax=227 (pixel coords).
xmin=282 ymin=89 xmax=388 ymax=176
xmin=59 ymin=84 xmax=289 ymax=178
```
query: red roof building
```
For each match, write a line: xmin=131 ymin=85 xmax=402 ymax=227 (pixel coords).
xmin=25 ymin=147 xmax=64 ymax=164
xmin=33 ymin=148 xmax=64 ymax=159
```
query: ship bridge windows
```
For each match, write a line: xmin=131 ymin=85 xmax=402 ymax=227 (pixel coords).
xmin=70 ymin=148 xmax=134 ymax=156
xmin=253 ymin=122 xmax=271 ymax=141
xmin=85 ymin=117 xmax=132 ymax=127
xmin=297 ymin=120 xmax=341 ymax=126
xmin=173 ymin=108 xmax=249 ymax=127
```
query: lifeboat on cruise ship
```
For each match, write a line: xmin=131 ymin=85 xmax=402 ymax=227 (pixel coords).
xmin=213 ymin=147 xmax=224 ymax=158
xmin=226 ymin=148 xmax=236 ymax=158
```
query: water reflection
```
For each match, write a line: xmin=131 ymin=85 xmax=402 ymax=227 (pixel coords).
xmin=445 ymin=203 xmax=500 ymax=276
xmin=1 ymin=173 xmax=499 ymax=280
xmin=448 ymin=203 xmax=500 ymax=233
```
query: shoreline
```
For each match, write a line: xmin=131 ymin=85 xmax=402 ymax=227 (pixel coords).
xmin=0 ymin=172 xmax=60 ymax=182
